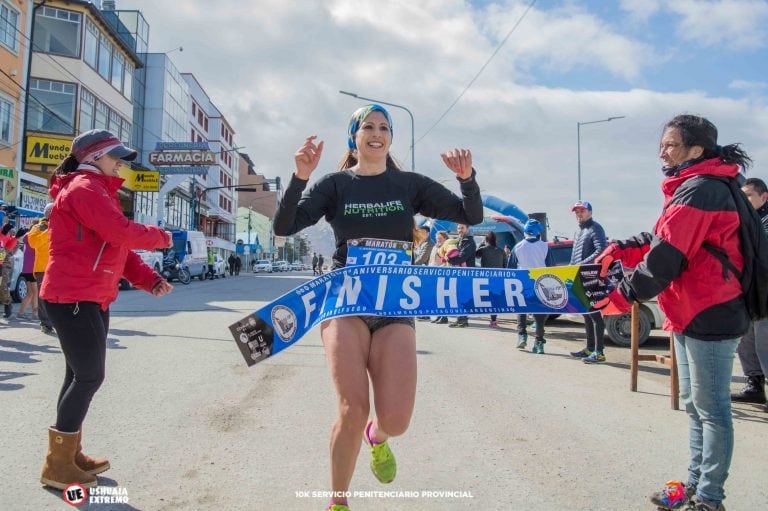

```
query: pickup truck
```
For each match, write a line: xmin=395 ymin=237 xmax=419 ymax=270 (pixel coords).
xmin=119 ymin=250 xmax=164 ymax=290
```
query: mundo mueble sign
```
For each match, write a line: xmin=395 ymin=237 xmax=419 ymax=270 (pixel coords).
xmin=149 ymin=141 xmax=217 ymax=170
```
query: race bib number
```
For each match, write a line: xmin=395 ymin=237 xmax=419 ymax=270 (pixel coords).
xmin=346 ymin=238 xmax=412 ymax=267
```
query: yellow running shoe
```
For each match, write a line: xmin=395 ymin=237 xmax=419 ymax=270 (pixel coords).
xmin=365 ymin=419 xmax=396 ymax=484
xmin=326 ymin=505 xmax=350 ymax=511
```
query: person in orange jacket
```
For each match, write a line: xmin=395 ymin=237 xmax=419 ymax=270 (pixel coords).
xmin=27 ymin=203 xmax=54 ymax=333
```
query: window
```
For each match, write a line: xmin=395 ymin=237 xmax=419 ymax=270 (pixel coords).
xmin=197 ymin=110 xmax=203 ymax=126
xmin=204 ymin=117 xmax=208 ymax=132
xmin=0 ymin=96 xmax=12 ymax=144
xmin=192 ymin=103 xmax=196 ymax=117
xmin=27 ymin=79 xmax=76 ymax=134
xmin=120 ymin=118 xmax=131 ymax=145
xmin=0 ymin=3 xmax=19 ymax=52
xmin=83 ymin=19 xmax=97 ymax=67
xmin=94 ymin=99 xmax=107 ymax=130
xmin=108 ymin=110 xmax=120 ymax=134
xmin=33 ymin=6 xmax=81 ymax=57
xmin=79 ymin=88 xmax=95 ymax=133
xmin=111 ymin=50 xmax=124 ymax=91
xmin=123 ymin=63 xmax=133 ymax=100
xmin=97 ymin=33 xmax=111 ymax=80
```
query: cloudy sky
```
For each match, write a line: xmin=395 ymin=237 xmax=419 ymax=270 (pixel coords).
xmin=124 ymin=0 xmax=768 ymax=242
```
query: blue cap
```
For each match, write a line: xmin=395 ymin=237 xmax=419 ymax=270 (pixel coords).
xmin=571 ymin=200 xmax=592 ymax=212
xmin=523 ymin=219 xmax=544 ymax=237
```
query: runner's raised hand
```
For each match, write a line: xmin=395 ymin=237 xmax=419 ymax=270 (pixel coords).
xmin=440 ymin=148 xmax=473 ymax=180
xmin=294 ymin=135 xmax=324 ymax=180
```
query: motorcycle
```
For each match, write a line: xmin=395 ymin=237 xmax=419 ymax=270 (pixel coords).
xmin=161 ymin=257 xmax=191 ymax=285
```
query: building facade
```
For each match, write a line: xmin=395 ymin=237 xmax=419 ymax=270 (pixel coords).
xmin=20 ymin=0 xmax=142 ymax=215
xmin=182 ymin=72 xmax=238 ymax=255
xmin=0 ymin=0 xmax=31 ymax=208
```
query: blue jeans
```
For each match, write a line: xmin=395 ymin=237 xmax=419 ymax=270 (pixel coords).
xmin=674 ymin=334 xmax=739 ymax=506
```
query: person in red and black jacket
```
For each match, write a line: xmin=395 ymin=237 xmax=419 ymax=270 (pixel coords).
xmin=595 ymin=115 xmax=752 ymax=511
xmin=38 ymin=130 xmax=174 ymax=492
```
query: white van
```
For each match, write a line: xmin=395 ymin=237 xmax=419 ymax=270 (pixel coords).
xmin=171 ymin=230 xmax=209 ymax=280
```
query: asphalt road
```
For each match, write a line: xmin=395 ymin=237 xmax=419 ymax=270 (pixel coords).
xmin=1 ymin=271 xmax=765 ymax=510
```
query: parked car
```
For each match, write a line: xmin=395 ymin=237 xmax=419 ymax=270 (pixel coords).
xmin=273 ymin=260 xmax=289 ymax=272
xmin=211 ymin=254 xmax=227 ymax=279
xmin=289 ymin=262 xmax=302 ymax=271
xmin=253 ymin=259 xmax=273 ymax=273
xmin=9 ymin=245 xmax=26 ymax=302
xmin=546 ymin=237 xmax=665 ymax=347
xmin=120 ymin=250 xmax=163 ymax=290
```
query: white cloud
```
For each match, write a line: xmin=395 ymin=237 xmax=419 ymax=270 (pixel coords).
xmin=619 ymin=0 xmax=662 ymax=23
xmin=476 ymin=1 xmax=658 ymax=82
xmin=729 ymin=79 xmax=768 ymax=91
xmin=122 ymin=0 xmax=768 ymax=241
xmin=669 ymin=0 xmax=768 ymax=50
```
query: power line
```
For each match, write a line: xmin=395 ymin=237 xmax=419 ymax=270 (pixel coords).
xmin=416 ymin=0 xmax=538 ymax=144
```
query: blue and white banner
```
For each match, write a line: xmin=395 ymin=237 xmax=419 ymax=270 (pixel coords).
xmin=229 ymin=261 xmax=623 ymax=366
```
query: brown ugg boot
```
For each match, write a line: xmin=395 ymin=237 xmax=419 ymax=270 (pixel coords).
xmin=75 ymin=430 xmax=110 ymax=475
xmin=40 ymin=428 xmax=97 ymax=490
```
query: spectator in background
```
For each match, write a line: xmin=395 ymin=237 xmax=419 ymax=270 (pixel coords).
xmin=503 ymin=244 xmax=512 ymax=267
xmin=234 ymin=255 xmax=242 ymax=276
xmin=413 ymin=223 xmax=435 ymax=321
xmin=429 ymin=231 xmax=450 ymax=324
xmin=568 ymin=200 xmax=608 ymax=364
xmin=730 ymin=177 xmax=768 ymax=409
xmin=28 ymin=204 xmax=54 ymax=334
xmin=447 ymin=223 xmax=476 ymax=328
xmin=0 ymin=223 xmax=18 ymax=318
xmin=317 ymin=253 xmax=324 ymax=274
xmin=508 ymin=219 xmax=552 ymax=353
xmin=15 ymin=221 xmax=39 ymax=320
xmin=228 ymin=253 xmax=236 ymax=276
xmin=312 ymin=252 xmax=319 ymax=275
xmin=476 ymin=231 xmax=504 ymax=328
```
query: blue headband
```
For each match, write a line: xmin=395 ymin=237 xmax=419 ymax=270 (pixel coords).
xmin=347 ymin=104 xmax=393 ymax=150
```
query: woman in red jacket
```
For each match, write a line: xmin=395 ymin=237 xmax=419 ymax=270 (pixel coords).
xmin=39 ymin=130 xmax=173 ymax=491
xmin=597 ymin=115 xmax=752 ymax=511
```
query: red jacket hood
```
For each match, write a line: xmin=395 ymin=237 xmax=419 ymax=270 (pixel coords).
xmin=661 ymin=157 xmax=740 ymax=200
xmin=49 ymin=169 xmax=125 ymax=200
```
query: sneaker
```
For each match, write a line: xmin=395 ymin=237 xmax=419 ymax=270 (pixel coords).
xmin=448 ymin=321 xmax=467 ymax=328
xmin=649 ymin=480 xmax=696 ymax=510
xmin=41 ymin=325 xmax=55 ymax=335
xmin=489 ymin=320 xmax=498 ymax=328
xmin=365 ymin=420 xmax=396 ymax=483
xmin=516 ymin=333 xmax=528 ymax=349
xmin=326 ymin=505 xmax=350 ymax=511
xmin=417 ymin=316 xmax=431 ymax=321
xmin=583 ymin=352 xmax=606 ymax=364
xmin=532 ymin=340 xmax=545 ymax=354
xmin=689 ymin=496 xmax=725 ymax=511
xmin=570 ymin=348 xmax=593 ymax=358
xmin=431 ymin=317 xmax=448 ymax=324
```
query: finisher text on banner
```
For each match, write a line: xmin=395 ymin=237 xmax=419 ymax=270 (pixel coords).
xmin=229 ymin=262 xmax=623 ymax=366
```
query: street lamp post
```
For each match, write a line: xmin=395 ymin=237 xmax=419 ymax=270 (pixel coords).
xmin=577 ymin=116 xmax=625 ymax=200
xmin=339 ymin=90 xmax=415 ymax=171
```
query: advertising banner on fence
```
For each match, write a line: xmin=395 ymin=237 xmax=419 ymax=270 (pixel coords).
xmin=229 ymin=261 xmax=624 ymax=366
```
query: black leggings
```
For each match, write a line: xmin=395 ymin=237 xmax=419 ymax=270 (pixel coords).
xmin=583 ymin=311 xmax=605 ymax=352
xmin=47 ymin=302 xmax=109 ymax=433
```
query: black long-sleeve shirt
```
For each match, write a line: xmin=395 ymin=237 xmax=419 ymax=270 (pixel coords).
xmin=274 ymin=168 xmax=483 ymax=268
